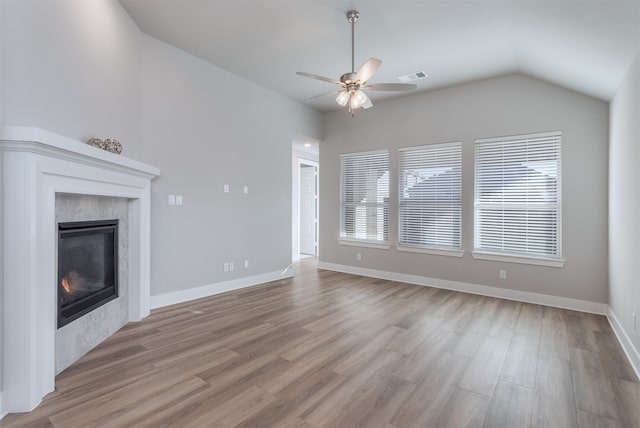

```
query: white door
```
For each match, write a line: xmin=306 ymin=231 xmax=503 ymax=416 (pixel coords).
xmin=299 ymin=164 xmax=317 ymax=255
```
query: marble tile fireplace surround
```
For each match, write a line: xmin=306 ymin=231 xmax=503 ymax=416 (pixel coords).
xmin=0 ymin=127 xmax=160 ymax=414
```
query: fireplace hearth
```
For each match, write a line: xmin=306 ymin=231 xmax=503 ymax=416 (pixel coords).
xmin=58 ymin=219 xmax=119 ymax=328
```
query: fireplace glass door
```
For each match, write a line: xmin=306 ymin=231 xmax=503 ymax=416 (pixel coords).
xmin=58 ymin=219 xmax=118 ymax=327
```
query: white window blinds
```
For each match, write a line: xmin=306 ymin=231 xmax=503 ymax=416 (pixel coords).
xmin=340 ymin=150 xmax=389 ymax=242
xmin=474 ymin=131 xmax=562 ymax=259
xmin=399 ymin=142 xmax=462 ymax=250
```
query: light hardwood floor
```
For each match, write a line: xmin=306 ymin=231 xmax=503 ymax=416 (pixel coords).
xmin=2 ymin=258 xmax=639 ymax=427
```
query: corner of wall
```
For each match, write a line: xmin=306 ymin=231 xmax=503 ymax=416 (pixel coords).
xmin=608 ymin=46 xmax=640 ymax=378
xmin=608 ymin=307 xmax=640 ymax=380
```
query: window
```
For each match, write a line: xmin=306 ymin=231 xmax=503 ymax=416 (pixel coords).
xmin=474 ymin=131 xmax=563 ymax=265
xmin=398 ymin=142 xmax=462 ymax=255
xmin=340 ymin=150 xmax=389 ymax=246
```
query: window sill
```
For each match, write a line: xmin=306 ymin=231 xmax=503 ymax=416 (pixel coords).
xmin=396 ymin=245 xmax=464 ymax=258
xmin=471 ymin=251 xmax=565 ymax=268
xmin=338 ymin=239 xmax=391 ymax=250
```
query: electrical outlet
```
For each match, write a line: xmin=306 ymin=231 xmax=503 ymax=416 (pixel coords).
xmin=168 ymin=195 xmax=176 ymax=205
xmin=223 ymin=263 xmax=229 ymax=272
xmin=224 ymin=184 xmax=229 ymax=193
xmin=499 ymin=269 xmax=507 ymax=280
xmin=244 ymin=260 xmax=249 ymax=268
xmin=176 ymin=195 xmax=183 ymax=205
xmin=229 ymin=262 xmax=234 ymax=271
xmin=356 ymin=253 xmax=362 ymax=261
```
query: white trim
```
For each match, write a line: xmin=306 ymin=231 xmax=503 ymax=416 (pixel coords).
xmin=607 ymin=308 xmax=640 ymax=381
xmin=398 ymin=141 xmax=461 ymax=151
xmin=475 ymin=130 xmax=562 ymax=144
xmin=396 ymin=245 xmax=464 ymax=258
xmin=0 ymin=391 xmax=6 ymax=420
xmin=338 ymin=239 xmax=391 ymax=250
xmin=299 ymin=158 xmax=319 ymax=167
xmin=317 ymin=262 xmax=607 ymax=315
xmin=471 ymin=251 xmax=566 ymax=268
xmin=0 ymin=126 xmax=159 ymax=177
xmin=339 ymin=148 xmax=388 ymax=157
xmin=150 ymin=270 xmax=293 ymax=309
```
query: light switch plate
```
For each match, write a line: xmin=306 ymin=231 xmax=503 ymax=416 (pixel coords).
xmin=168 ymin=195 xmax=176 ymax=205
xmin=176 ymin=195 xmax=183 ymax=205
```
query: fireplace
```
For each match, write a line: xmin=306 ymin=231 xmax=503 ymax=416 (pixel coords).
xmin=1 ymin=126 xmax=158 ymax=413
xmin=58 ymin=219 xmax=119 ymax=328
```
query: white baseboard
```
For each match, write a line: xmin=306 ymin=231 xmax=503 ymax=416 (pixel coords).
xmin=317 ymin=262 xmax=608 ymax=315
xmin=150 ymin=270 xmax=293 ymax=309
xmin=607 ymin=308 xmax=640 ymax=380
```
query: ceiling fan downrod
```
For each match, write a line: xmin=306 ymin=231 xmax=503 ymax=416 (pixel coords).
xmin=347 ymin=10 xmax=359 ymax=74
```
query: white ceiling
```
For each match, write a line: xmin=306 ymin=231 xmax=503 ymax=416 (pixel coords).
xmin=121 ymin=0 xmax=640 ymax=112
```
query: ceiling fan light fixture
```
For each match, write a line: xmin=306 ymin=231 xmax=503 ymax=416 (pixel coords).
xmin=351 ymin=89 xmax=368 ymax=109
xmin=336 ymin=91 xmax=350 ymax=106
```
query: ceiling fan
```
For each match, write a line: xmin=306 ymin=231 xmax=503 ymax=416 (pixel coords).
xmin=297 ymin=10 xmax=417 ymax=116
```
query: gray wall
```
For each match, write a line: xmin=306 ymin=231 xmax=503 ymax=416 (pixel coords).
xmin=0 ymin=0 xmax=143 ymax=159
xmin=609 ymin=50 xmax=640 ymax=351
xmin=55 ymin=194 xmax=129 ymax=374
xmin=0 ymin=0 xmax=322 ymax=399
xmin=0 ymin=0 xmax=3 ymax=382
xmin=140 ymin=34 xmax=323 ymax=296
xmin=320 ymin=74 xmax=609 ymax=304
xmin=0 ymin=0 xmax=4 ymax=124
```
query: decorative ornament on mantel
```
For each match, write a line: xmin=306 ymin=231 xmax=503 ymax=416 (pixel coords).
xmin=87 ymin=138 xmax=123 ymax=154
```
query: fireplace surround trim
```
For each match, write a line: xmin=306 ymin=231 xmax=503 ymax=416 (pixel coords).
xmin=1 ymin=126 xmax=159 ymax=414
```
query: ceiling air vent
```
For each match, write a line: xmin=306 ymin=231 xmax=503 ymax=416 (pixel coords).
xmin=398 ymin=71 xmax=428 ymax=83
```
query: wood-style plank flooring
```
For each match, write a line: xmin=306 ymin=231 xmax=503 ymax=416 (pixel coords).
xmin=2 ymin=258 xmax=639 ymax=427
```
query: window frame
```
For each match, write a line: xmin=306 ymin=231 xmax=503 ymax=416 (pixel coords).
xmin=472 ymin=131 xmax=565 ymax=267
xmin=397 ymin=141 xmax=464 ymax=258
xmin=339 ymin=149 xmax=391 ymax=249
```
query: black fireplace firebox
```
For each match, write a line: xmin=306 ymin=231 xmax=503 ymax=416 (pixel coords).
xmin=57 ymin=219 xmax=119 ymax=328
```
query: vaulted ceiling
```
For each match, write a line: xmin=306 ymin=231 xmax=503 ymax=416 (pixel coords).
xmin=121 ymin=0 xmax=640 ymax=112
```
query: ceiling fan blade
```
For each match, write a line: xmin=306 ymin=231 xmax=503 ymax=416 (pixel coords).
xmin=296 ymin=72 xmax=342 ymax=86
xmin=355 ymin=58 xmax=382 ymax=83
xmin=304 ymin=90 xmax=341 ymax=102
xmin=363 ymin=83 xmax=418 ymax=92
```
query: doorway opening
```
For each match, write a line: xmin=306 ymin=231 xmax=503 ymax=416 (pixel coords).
xmin=292 ymin=140 xmax=319 ymax=260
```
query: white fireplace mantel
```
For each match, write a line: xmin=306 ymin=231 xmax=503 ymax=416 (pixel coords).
xmin=0 ymin=127 xmax=160 ymax=414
